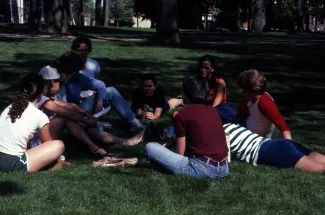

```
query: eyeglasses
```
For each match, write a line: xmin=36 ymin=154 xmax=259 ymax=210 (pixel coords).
xmin=76 ymin=48 xmax=89 ymax=54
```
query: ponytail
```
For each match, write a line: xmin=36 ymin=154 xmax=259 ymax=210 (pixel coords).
xmin=7 ymin=73 xmax=45 ymax=123
xmin=8 ymin=92 xmax=29 ymax=123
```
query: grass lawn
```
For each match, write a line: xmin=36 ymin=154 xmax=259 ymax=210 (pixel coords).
xmin=0 ymin=37 xmax=325 ymax=215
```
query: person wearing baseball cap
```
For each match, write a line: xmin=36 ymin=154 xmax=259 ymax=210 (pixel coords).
xmin=34 ymin=66 xmax=145 ymax=156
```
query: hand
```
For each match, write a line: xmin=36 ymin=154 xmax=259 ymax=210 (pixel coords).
xmin=143 ymin=112 xmax=153 ymax=118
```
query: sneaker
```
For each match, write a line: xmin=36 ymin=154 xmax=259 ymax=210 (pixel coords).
xmin=130 ymin=118 xmax=146 ymax=134
xmin=176 ymin=95 xmax=183 ymax=100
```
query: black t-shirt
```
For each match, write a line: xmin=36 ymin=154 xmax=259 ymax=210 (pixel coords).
xmin=131 ymin=86 xmax=166 ymax=112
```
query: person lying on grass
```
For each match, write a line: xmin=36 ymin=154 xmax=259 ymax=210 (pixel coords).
xmin=29 ymin=66 xmax=145 ymax=157
xmin=145 ymin=75 xmax=228 ymax=179
xmin=223 ymin=123 xmax=325 ymax=173
xmin=131 ymin=74 xmax=183 ymax=120
xmin=236 ymin=69 xmax=291 ymax=139
xmin=54 ymin=51 xmax=145 ymax=134
xmin=0 ymin=73 xmax=65 ymax=172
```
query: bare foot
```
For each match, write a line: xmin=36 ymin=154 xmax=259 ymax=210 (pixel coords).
xmin=92 ymin=147 xmax=108 ymax=156
xmin=123 ymin=129 xmax=146 ymax=146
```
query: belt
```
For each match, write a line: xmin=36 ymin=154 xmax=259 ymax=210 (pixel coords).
xmin=196 ymin=156 xmax=227 ymax=167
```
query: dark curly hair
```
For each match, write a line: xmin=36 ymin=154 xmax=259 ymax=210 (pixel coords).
xmin=53 ymin=50 xmax=86 ymax=75
xmin=71 ymin=35 xmax=92 ymax=53
xmin=8 ymin=73 xmax=45 ymax=123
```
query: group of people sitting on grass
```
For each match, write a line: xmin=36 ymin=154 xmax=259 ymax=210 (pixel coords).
xmin=1 ymin=36 xmax=324 ymax=177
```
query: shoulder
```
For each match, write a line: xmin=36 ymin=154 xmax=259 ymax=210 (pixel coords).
xmin=36 ymin=96 xmax=51 ymax=108
xmin=216 ymin=78 xmax=226 ymax=86
xmin=87 ymin=58 xmax=99 ymax=65
xmin=259 ymin=92 xmax=274 ymax=105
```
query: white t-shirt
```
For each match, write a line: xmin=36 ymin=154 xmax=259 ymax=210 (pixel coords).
xmin=0 ymin=103 xmax=49 ymax=156
xmin=80 ymin=58 xmax=100 ymax=79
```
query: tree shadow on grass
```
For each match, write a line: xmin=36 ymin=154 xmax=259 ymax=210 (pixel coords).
xmin=0 ymin=181 xmax=24 ymax=196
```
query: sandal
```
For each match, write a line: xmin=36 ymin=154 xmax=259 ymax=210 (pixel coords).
xmin=92 ymin=158 xmax=125 ymax=167
xmin=123 ymin=128 xmax=146 ymax=146
xmin=104 ymin=157 xmax=138 ymax=165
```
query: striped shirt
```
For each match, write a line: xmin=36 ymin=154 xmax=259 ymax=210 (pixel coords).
xmin=223 ymin=123 xmax=268 ymax=164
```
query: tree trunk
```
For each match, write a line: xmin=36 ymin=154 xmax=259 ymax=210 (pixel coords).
xmin=12 ymin=0 xmax=19 ymax=23
xmin=95 ymin=0 xmax=102 ymax=26
xmin=156 ymin=0 xmax=180 ymax=46
xmin=47 ymin=0 xmax=69 ymax=33
xmin=296 ymin=0 xmax=303 ymax=32
xmin=2 ymin=0 xmax=12 ymax=23
xmin=27 ymin=0 xmax=41 ymax=31
xmin=78 ymin=0 xmax=84 ymax=26
xmin=253 ymin=0 xmax=265 ymax=32
xmin=264 ymin=0 xmax=273 ymax=31
xmin=248 ymin=0 xmax=255 ymax=32
xmin=104 ymin=0 xmax=110 ymax=27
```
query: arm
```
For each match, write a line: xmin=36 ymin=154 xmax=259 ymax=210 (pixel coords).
xmin=173 ymin=113 xmax=187 ymax=155
xmin=53 ymin=100 xmax=85 ymax=113
xmin=39 ymin=124 xmax=52 ymax=142
xmin=43 ymin=100 xmax=97 ymax=127
xmin=135 ymin=108 xmax=145 ymax=119
xmin=144 ymin=107 xmax=163 ymax=120
xmin=212 ymin=79 xmax=226 ymax=107
xmin=258 ymin=94 xmax=291 ymax=139
xmin=175 ymin=137 xmax=186 ymax=155
xmin=82 ymin=76 xmax=106 ymax=113
xmin=236 ymin=96 xmax=249 ymax=118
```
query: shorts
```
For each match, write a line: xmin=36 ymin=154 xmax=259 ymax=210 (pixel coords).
xmin=0 ymin=152 xmax=29 ymax=172
xmin=257 ymin=139 xmax=312 ymax=168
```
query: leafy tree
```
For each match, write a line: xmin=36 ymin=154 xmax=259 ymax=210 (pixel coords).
xmin=110 ymin=0 xmax=134 ymax=26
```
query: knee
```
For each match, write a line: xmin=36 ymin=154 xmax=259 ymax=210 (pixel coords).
xmin=53 ymin=140 xmax=65 ymax=155
xmin=106 ymin=86 xmax=118 ymax=94
xmin=145 ymin=142 xmax=160 ymax=156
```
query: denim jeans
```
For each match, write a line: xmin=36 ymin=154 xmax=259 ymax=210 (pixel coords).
xmin=79 ymin=87 xmax=135 ymax=123
xmin=145 ymin=142 xmax=228 ymax=179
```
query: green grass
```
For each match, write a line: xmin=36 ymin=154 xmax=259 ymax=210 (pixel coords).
xmin=0 ymin=37 xmax=325 ymax=214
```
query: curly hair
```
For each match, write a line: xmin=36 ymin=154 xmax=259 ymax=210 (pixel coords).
xmin=71 ymin=35 xmax=93 ymax=53
xmin=53 ymin=50 xmax=86 ymax=75
xmin=236 ymin=69 xmax=267 ymax=94
xmin=8 ymin=73 xmax=45 ymax=123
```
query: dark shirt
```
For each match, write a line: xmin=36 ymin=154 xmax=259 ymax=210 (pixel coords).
xmin=173 ymin=104 xmax=228 ymax=162
xmin=131 ymin=87 xmax=166 ymax=112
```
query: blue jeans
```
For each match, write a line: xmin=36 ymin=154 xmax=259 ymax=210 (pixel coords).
xmin=145 ymin=142 xmax=228 ymax=179
xmin=79 ymin=87 xmax=135 ymax=123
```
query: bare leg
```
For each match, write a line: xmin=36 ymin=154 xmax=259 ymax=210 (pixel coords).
xmin=168 ymin=98 xmax=183 ymax=110
xmin=308 ymin=152 xmax=325 ymax=164
xmin=87 ymin=128 xmax=145 ymax=146
xmin=294 ymin=155 xmax=325 ymax=172
xmin=26 ymin=140 xmax=64 ymax=172
xmin=66 ymin=121 xmax=107 ymax=155
xmin=49 ymin=117 xmax=67 ymax=139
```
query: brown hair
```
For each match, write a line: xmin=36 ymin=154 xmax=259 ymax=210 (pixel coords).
xmin=8 ymin=73 xmax=45 ymax=123
xmin=53 ymin=50 xmax=86 ymax=75
xmin=236 ymin=69 xmax=267 ymax=93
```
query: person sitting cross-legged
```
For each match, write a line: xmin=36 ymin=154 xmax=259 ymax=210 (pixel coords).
xmin=0 ymin=73 xmax=65 ymax=172
xmin=223 ymin=123 xmax=325 ymax=173
xmin=145 ymin=75 xmax=229 ymax=179
xmin=54 ymin=51 xmax=145 ymax=134
xmin=30 ymin=66 xmax=145 ymax=157
xmin=131 ymin=74 xmax=183 ymax=120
